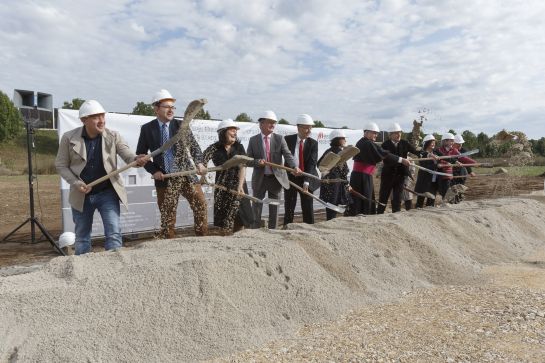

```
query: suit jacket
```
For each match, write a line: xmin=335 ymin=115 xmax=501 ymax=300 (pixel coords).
xmin=55 ymin=127 xmax=136 ymax=212
xmin=246 ymin=132 xmax=295 ymax=190
xmin=284 ymin=134 xmax=320 ymax=192
xmin=381 ymin=139 xmax=418 ymax=178
xmin=136 ymin=119 xmax=202 ymax=187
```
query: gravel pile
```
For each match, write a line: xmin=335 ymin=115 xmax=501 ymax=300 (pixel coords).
xmin=1 ymin=197 xmax=544 ymax=362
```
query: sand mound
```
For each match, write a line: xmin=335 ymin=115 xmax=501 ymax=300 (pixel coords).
xmin=1 ymin=198 xmax=544 ymax=362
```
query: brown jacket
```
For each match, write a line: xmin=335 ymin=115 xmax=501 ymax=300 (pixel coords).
xmin=55 ymin=127 xmax=136 ymax=212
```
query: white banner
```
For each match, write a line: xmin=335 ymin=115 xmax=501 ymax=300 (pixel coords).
xmin=57 ymin=109 xmax=362 ymax=236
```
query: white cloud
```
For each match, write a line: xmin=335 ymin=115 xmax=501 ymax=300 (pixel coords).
xmin=1 ymin=0 xmax=544 ymax=138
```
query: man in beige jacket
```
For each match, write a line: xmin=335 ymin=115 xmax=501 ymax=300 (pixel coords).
xmin=55 ymin=100 xmax=147 ymax=254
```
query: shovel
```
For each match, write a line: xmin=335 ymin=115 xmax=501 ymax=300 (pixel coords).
xmin=87 ymin=99 xmax=207 ymax=188
xmin=202 ymin=180 xmax=281 ymax=205
xmin=451 ymin=168 xmax=508 ymax=179
xmin=318 ymin=152 xmax=341 ymax=175
xmin=403 ymin=186 xmax=435 ymax=200
xmin=263 ymin=161 xmax=346 ymax=184
xmin=348 ymin=188 xmax=387 ymax=207
xmin=412 ymin=163 xmax=453 ymax=177
xmin=288 ymin=181 xmax=345 ymax=213
xmin=336 ymin=145 xmax=360 ymax=165
xmin=162 ymin=154 xmax=253 ymax=179
xmin=410 ymin=149 xmax=479 ymax=162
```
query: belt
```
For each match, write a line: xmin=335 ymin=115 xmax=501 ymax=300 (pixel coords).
xmin=264 ymin=174 xmax=275 ymax=177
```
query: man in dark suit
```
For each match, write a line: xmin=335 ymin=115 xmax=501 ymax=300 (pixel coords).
xmin=246 ymin=110 xmax=301 ymax=229
xmin=283 ymin=114 xmax=319 ymax=225
xmin=136 ymin=89 xmax=208 ymax=237
xmin=377 ymin=122 xmax=419 ymax=214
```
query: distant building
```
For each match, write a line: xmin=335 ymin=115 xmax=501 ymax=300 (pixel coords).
xmin=12 ymin=89 xmax=54 ymax=129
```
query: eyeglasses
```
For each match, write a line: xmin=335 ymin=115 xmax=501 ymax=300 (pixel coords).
xmin=159 ymin=105 xmax=176 ymax=110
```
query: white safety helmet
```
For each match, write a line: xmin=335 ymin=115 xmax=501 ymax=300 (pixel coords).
xmin=296 ymin=114 xmax=314 ymax=126
xmin=422 ymin=134 xmax=436 ymax=144
xmin=79 ymin=100 xmax=106 ymax=119
xmin=151 ymin=89 xmax=176 ymax=105
xmin=387 ymin=122 xmax=403 ymax=133
xmin=441 ymin=132 xmax=455 ymax=140
xmin=364 ymin=122 xmax=380 ymax=133
xmin=58 ymin=232 xmax=75 ymax=248
xmin=258 ymin=110 xmax=278 ymax=122
xmin=217 ymin=118 xmax=239 ymax=132
xmin=454 ymin=134 xmax=465 ymax=144
xmin=330 ymin=129 xmax=347 ymax=139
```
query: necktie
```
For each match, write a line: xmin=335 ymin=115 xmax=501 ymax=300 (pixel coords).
xmin=264 ymin=135 xmax=270 ymax=162
xmin=161 ymin=123 xmax=173 ymax=173
xmin=299 ymin=139 xmax=304 ymax=171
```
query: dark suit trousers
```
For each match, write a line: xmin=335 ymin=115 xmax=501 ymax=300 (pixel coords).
xmin=283 ymin=176 xmax=314 ymax=225
xmin=377 ymin=174 xmax=404 ymax=214
xmin=252 ymin=175 xmax=282 ymax=229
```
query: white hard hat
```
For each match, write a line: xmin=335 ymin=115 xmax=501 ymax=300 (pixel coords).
xmin=422 ymin=134 xmax=436 ymax=145
xmin=296 ymin=114 xmax=314 ymax=126
xmin=454 ymin=134 xmax=465 ymax=144
xmin=441 ymin=132 xmax=455 ymax=140
xmin=364 ymin=122 xmax=380 ymax=132
xmin=387 ymin=122 xmax=403 ymax=133
xmin=151 ymin=89 xmax=176 ymax=104
xmin=217 ymin=118 xmax=239 ymax=132
xmin=58 ymin=232 xmax=75 ymax=248
xmin=258 ymin=110 xmax=278 ymax=122
xmin=79 ymin=100 xmax=106 ymax=119
xmin=330 ymin=129 xmax=346 ymax=139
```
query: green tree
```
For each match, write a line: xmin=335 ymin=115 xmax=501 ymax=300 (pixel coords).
xmin=196 ymin=109 xmax=211 ymax=120
xmin=532 ymin=137 xmax=545 ymax=156
xmin=313 ymin=120 xmax=325 ymax=128
xmin=476 ymin=132 xmax=490 ymax=157
xmin=0 ymin=91 xmax=24 ymax=142
xmin=461 ymin=130 xmax=478 ymax=150
xmin=132 ymin=101 xmax=154 ymax=116
xmin=62 ymin=98 xmax=85 ymax=110
xmin=235 ymin=113 xmax=252 ymax=122
xmin=278 ymin=118 xmax=290 ymax=125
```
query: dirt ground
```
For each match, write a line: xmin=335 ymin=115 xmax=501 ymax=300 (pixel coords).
xmin=1 ymin=174 xmax=543 ymax=268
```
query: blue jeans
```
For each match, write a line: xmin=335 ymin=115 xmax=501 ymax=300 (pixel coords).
xmin=72 ymin=188 xmax=122 ymax=255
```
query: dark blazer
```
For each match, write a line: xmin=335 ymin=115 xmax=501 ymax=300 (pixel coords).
xmin=136 ymin=117 xmax=204 ymax=187
xmin=380 ymin=139 xmax=418 ymax=178
xmin=246 ymin=132 xmax=295 ymax=190
xmin=284 ymin=134 xmax=320 ymax=192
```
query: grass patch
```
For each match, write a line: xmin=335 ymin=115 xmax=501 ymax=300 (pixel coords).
xmin=0 ymin=130 xmax=59 ymax=174
xmin=479 ymin=166 xmax=545 ymax=177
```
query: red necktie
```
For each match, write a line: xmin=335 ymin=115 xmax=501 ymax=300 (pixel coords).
xmin=264 ymin=135 xmax=270 ymax=162
xmin=299 ymin=139 xmax=304 ymax=171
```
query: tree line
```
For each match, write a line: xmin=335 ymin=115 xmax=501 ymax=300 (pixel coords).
xmin=1 ymin=92 xmax=544 ymax=157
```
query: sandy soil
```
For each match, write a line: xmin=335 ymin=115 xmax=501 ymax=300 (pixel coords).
xmin=1 ymin=195 xmax=544 ymax=362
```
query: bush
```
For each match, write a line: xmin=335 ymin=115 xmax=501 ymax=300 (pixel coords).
xmin=0 ymin=91 xmax=24 ymax=142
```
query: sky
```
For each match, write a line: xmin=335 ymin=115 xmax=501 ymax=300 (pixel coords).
xmin=1 ymin=0 xmax=544 ymax=138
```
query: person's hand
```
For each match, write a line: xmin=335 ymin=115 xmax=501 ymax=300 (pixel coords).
xmin=196 ymin=163 xmax=207 ymax=175
xmin=258 ymin=159 xmax=266 ymax=167
xmin=401 ymin=158 xmax=411 ymax=167
xmin=429 ymin=153 xmax=438 ymax=160
xmin=74 ymin=180 xmax=91 ymax=194
xmin=237 ymin=185 xmax=245 ymax=195
xmin=152 ymin=171 xmax=164 ymax=181
xmin=455 ymin=161 xmax=462 ymax=166
xmin=303 ymin=183 xmax=309 ymax=192
xmin=135 ymin=154 xmax=149 ymax=167
xmin=469 ymin=172 xmax=476 ymax=177
xmin=293 ymin=167 xmax=303 ymax=176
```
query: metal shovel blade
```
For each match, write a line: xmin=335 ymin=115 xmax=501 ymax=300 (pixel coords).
xmin=262 ymin=198 xmax=281 ymax=206
xmin=424 ymin=192 xmax=436 ymax=200
xmin=318 ymin=152 xmax=341 ymax=174
xmin=325 ymin=202 xmax=345 ymax=213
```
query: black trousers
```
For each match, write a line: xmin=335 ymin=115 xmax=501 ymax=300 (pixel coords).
xmin=415 ymin=181 xmax=438 ymax=208
xmin=283 ymin=176 xmax=314 ymax=225
xmin=438 ymin=178 xmax=451 ymax=198
xmin=377 ymin=174 xmax=404 ymax=214
xmin=349 ymin=171 xmax=376 ymax=215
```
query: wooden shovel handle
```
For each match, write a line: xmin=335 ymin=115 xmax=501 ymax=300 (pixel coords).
xmin=87 ymin=160 xmax=138 ymax=188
